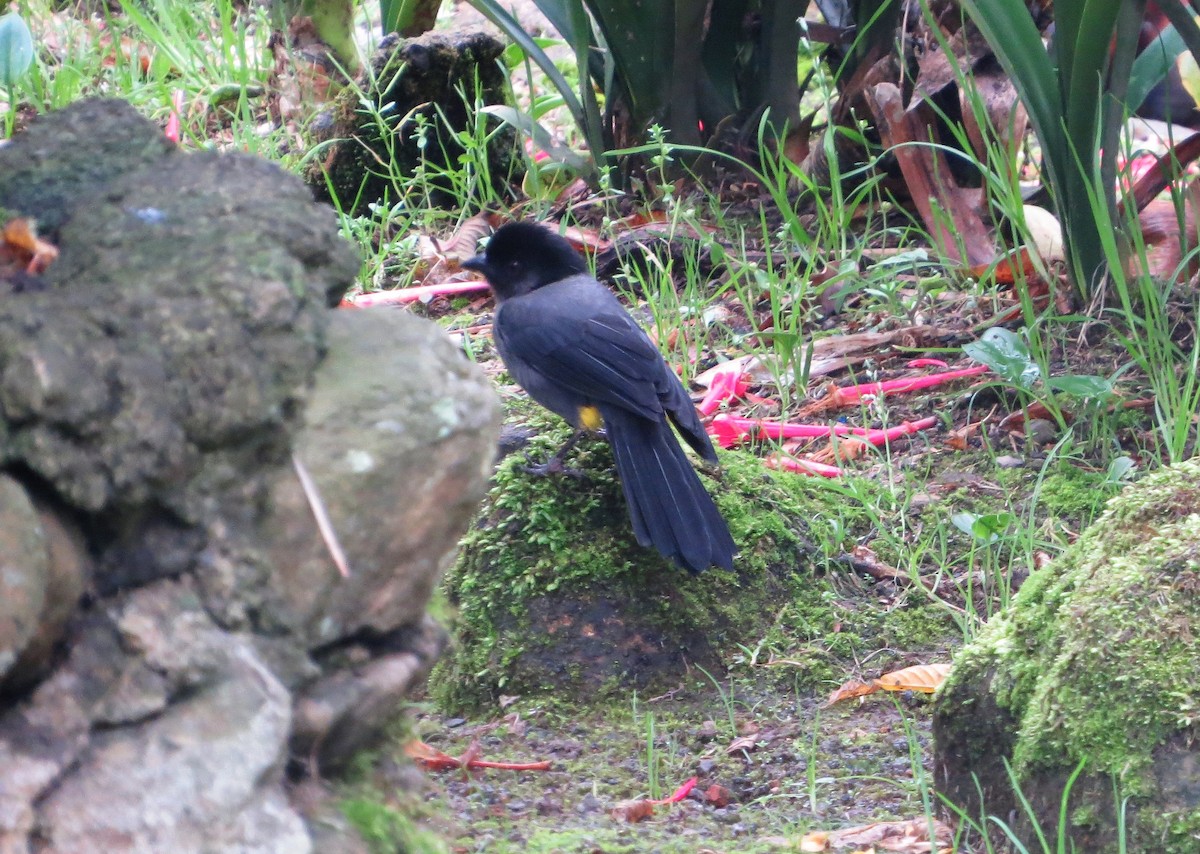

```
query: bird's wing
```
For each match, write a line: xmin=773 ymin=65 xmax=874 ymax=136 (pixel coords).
xmin=495 ymin=279 xmax=668 ymax=420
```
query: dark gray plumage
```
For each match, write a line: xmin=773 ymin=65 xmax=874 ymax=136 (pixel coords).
xmin=463 ymin=222 xmax=736 ymax=573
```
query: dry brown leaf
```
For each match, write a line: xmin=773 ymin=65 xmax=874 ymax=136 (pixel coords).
xmin=1 ymin=217 xmax=57 ymax=275
xmin=725 ymin=734 xmax=760 ymax=754
xmin=867 ymin=82 xmax=997 ymax=267
xmin=799 ymin=831 xmax=830 ymax=852
xmin=609 ymin=798 xmax=656 ymax=823
xmin=441 ymin=213 xmax=496 ymax=264
xmin=703 ymin=784 xmax=732 ymax=807
xmin=874 ymin=663 xmax=951 ymax=694
xmin=826 ymin=817 xmax=955 ymax=852
xmin=824 ymin=680 xmax=878 ymax=706
xmin=811 ymin=437 xmax=871 ymax=464
xmin=846 ymin=545 xmax=908 ymax=581
xmin=825 ymin=664 xmax=951 ymax=707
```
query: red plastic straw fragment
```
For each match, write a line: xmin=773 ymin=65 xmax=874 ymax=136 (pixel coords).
xmin=905 ymin=358 xmax=948 ymax=369
xmin=708 ymin=414 xmax=865 ymax=449
xmin=832 ymin=365 xmax=989 ymax=403
xmin=164 ymin=89 xmax=184 ymax=143
xmin=697 ymin=370 xmax=751 ymax=416
xmin=650 ymin=777 xmax=698 ymax=805
xmin=861 ymin=416 xmax=938 ymax=445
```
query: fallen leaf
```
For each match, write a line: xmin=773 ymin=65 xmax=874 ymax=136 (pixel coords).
xmin=826 ymin=817 xmax=954 ymax=852
xmin=874 ymin=663 xmax=952 ymax=694
xmin=1 ymin=217 xmax=57 ymax=275
xmin=824 ymin=680 xmax=878 ymax=707
xmin=845 ymin=545 xmax=908 ymax=581
xmin=609 ymin=798 xmax=656 ymax=823
xmin=725 ymin=734 xmax=760 ymax=754
xmin=703 ymin=784 xmax=732 ymax=807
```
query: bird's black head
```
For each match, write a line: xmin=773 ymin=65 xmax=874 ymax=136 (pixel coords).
xmin=461 ymin=222 xmax=588 ymax=301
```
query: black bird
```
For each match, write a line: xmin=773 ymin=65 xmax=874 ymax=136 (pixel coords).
xmin=462 ymin=221 xmax=736 ymax=573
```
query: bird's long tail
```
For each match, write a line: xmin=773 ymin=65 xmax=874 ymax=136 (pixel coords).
xmin=602 ymin=407 xmax=736 ymax=573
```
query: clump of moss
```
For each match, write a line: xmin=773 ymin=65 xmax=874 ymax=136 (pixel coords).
xmin=1031 ymin=459 xmax=1122 ymax=527
xmin=431 ymin=415 xmax=894 ymax=712
xmin=934 ymin=457 xmax=1200 ymax=853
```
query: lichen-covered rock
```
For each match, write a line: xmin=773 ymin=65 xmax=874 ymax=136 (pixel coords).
xmin=0 ymin=476 xmax=48 ymax=683
xmin=36 ymin=583 xmax=305 ymax=854
xmin=306 ymin=28 xmax=519 ymax=213
xmin=260 ymin=309 xmax=500 ymax=647
xmin=0 ymin=100 xmax=499 ymax=853
xmin=0 ymin=98 xmax=174 ymax=238
xmin=933 ymin=457 xmax=1200 ymax=853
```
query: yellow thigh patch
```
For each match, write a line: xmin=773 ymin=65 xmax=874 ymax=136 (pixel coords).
xmin=578 ymin=405 xmax=604 ymax=432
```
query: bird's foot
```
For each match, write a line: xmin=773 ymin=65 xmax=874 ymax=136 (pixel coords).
xmin=518 ymin=454 xmax=588 ymax=479
xmin=519 ymin=430 xmax=589 ymax=479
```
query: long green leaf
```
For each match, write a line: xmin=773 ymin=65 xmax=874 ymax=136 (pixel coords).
xmin=1155 ymin=0 xmax=1200 ymax=73
xmin=1100 ymin=1 xmax=1145 ymax=220
xmin=1128 ymin=24 xmax=1187 ymax=112
xmin=479 ymin=105 xmax=592 ymax=171
xmin=563 ymin=0 xmax=608 ymax=155
xmin=960 ymin=0 xmax=1134 ymax=294
xmin=583 ymin=0 xmax=679 ymax=132
xmin=467 ymin=0 xmax=602 ymax=174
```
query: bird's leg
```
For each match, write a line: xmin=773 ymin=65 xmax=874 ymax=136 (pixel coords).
xmin=520 ymin=429 xmax=589 ymax=479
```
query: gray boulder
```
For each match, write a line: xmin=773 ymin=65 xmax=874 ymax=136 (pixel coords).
xmin=0 ymin=100 xmax=497 ymax=852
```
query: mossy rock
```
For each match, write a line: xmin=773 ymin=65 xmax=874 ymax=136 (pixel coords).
xmin=431 ymin=419 xmax=868 ymax=711
xmin=933 ymin=457 xmax=1200 ymax=852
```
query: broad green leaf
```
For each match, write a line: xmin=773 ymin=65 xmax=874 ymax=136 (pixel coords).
xmin=469 ymin=0 xmax=600 ymax=176
xmin=963 ymin=328 xmax=1039 ymax=390
xmin=1154 ymin=1 xmax=1200 ymax=79
xmin=1106 ymin=456 xmax=1136 ymax=483
xmin=0 ymin=13 xmax=34 ymax=87
xmin=1179 ymin=50 xmax=1200 ymax=109
xmin=1045 ymin=375 xmax=1113 ymax=400
xmin=502 ymin=37 xmax=564 ymax=70
xmin=951 ymin=511 xmax=1015 ymax=544
xmin=379 ymin=0 xmax=440 ymax=37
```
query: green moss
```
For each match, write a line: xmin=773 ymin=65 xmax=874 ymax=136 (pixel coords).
xmin=431 ymin=412 xmax=933 ymax=711
xmin=935 ymin=458 xmax=1200 ymax=853
xmin=1031 ymin=459 xmax=1122 ymax=526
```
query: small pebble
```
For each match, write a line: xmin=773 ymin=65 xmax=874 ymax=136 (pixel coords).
xmin=697 ymin=758 xmax=717 ymax=775
xmin=445 ymin=717 xmax=466 ymax=728
xmin=995 ymin=454 xmax=1025 ymax=468
xmin=1027 ymin=419 xmax=1058 ymax=445
xmin=577 ymin=793 xmax=602 ymax=814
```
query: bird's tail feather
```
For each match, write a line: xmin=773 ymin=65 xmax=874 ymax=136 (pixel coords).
xmin=603 ymin=408 xmax=736 ymax=574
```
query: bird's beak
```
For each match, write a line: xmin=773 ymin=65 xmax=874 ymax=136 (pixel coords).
xmin=460 ymin=254 xmax=489 ymax=278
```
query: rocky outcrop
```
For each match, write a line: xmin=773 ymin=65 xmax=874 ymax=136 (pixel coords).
xmin=0 ymin=100 xmax=498 ymax=853
xmin=934 ymin=458 xmax=1200 ymax=853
